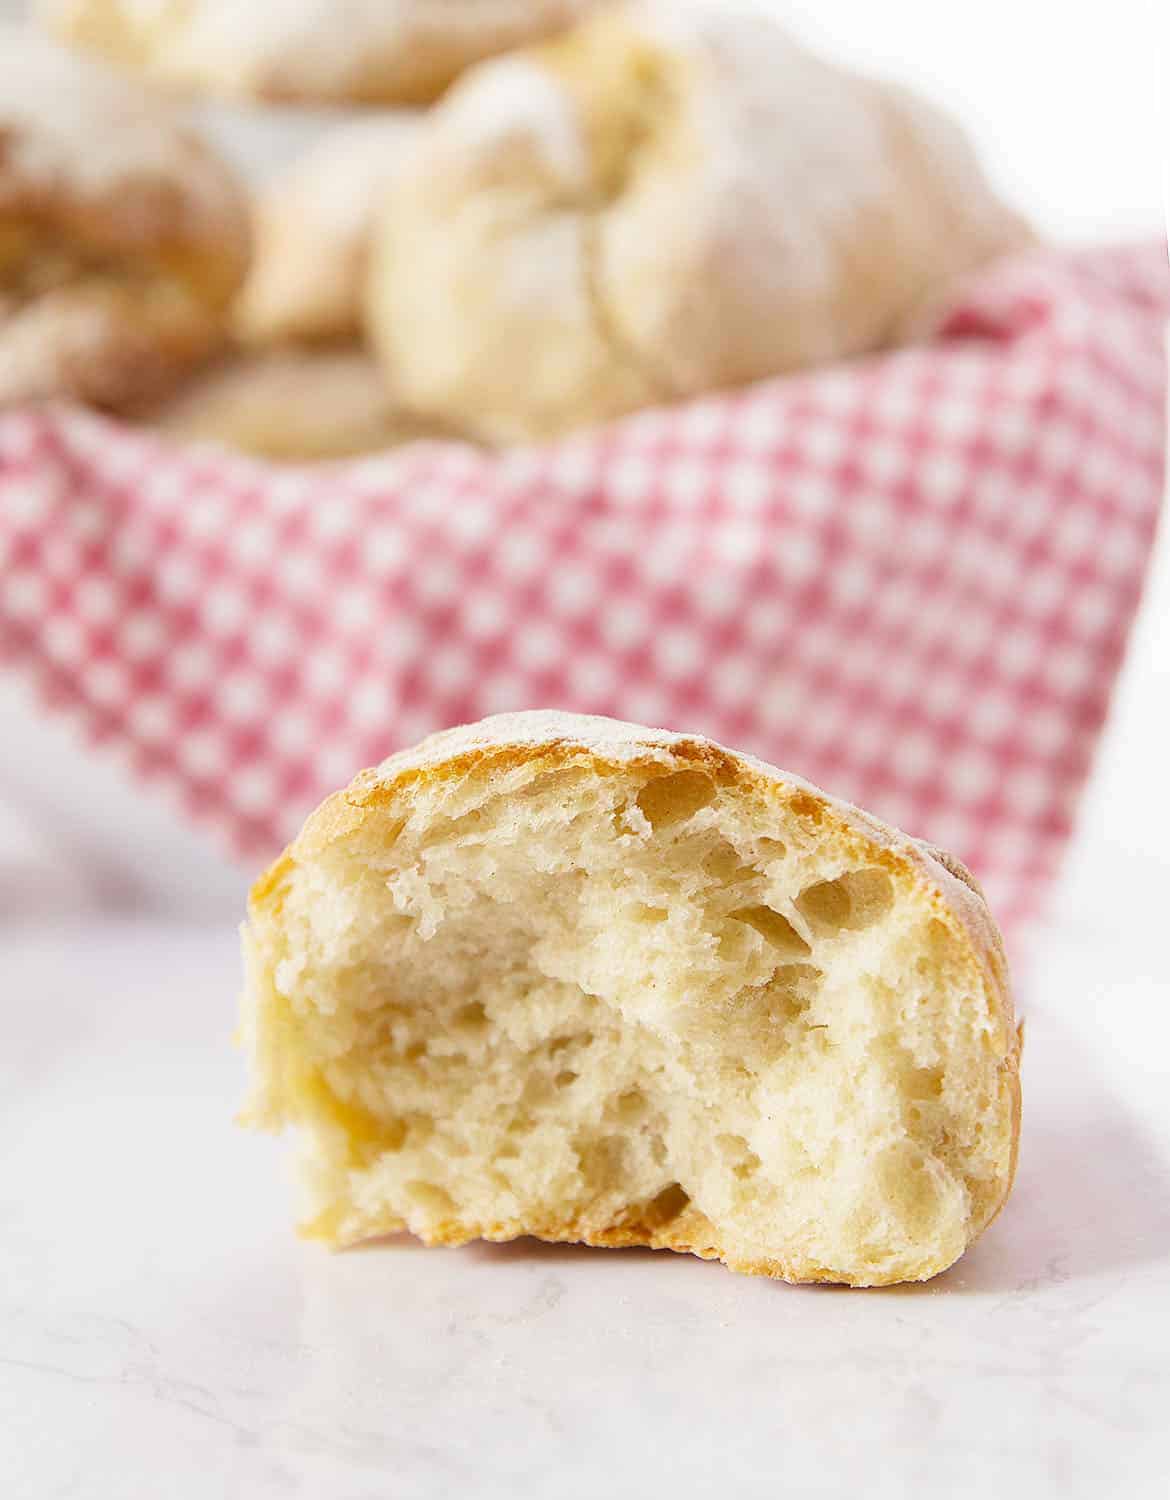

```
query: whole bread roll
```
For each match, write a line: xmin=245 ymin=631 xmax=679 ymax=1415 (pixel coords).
xmin=241 ymin=712 xmax=1021 ymax=1287
xmin=38 ymin=0 xmax=607 ymax=105
xmin=0 ymin=29 xmax=249 ymax=412
xmin=235 ymin=118 xmax=422 ymax=348
xmin=366 ymin=1 xmax=1030 ymax=443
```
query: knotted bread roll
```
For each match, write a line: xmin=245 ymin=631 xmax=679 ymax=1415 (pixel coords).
xmin=241 ymin=712 xmax=1021 ymax=1286
xmin=0 ymin=30 xmax=249 ymax=412
xmin=367 ymin=2 xmax=1029 ymax=442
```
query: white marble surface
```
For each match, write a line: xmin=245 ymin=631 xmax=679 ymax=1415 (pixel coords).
xmin=1 ymin=892 xmax=1169 ymax=1500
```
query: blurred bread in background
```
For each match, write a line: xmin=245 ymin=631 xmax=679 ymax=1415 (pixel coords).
xmin=144 ymin=347 xmax=453 ymax=462
xmin=37 ymin=0 xmax=610 ymax=105
xmin=367 ymin=1 xmax=1030 ymax=443
xmin=16 ymin=0 xmax=1032 ymax=458
xmin=235 ymin=117 xmax=422 ymax=348
xmin=0 ymin=28 xmax=249 ymax=412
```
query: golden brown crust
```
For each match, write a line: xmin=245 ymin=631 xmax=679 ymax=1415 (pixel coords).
xmin=299 ymin=1206 xmax=924 ymax=1286
xmin=248 ymin=712 xmax=1021 ymax=1283
xmin=309 ymin=1210 xmax=971 ymax=1288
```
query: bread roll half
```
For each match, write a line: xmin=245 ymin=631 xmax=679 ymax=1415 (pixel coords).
xmin=240 ymin=712 xmax=1021 ymax=1286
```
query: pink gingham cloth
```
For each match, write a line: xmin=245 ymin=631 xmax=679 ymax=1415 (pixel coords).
xmin=1 ymin=242 xmax=1166 ymax=933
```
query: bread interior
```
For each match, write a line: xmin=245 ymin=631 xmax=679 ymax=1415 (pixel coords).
xmin=246 ymin=754 xmax=1013 ymax=1284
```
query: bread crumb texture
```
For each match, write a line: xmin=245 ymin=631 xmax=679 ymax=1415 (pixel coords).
xmin=241 ymin=713 xmax=1020 ymax=1286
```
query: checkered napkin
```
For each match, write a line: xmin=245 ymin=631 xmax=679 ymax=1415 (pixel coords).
xmin=1 ymin=242 xmax=1165 ymax=932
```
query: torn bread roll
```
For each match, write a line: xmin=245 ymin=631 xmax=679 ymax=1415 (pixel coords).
xmin=235 ymin=118 xmax=422 ymax=348
xmin=0 ymin=30 xmax=249 ymax=412
xmin=240 ymin=711 xmax=1021 ymax=1287
xmin=38 ymin=0 xmax=608 ymax=105
xmin=367 ymin=1 xmax=1030 ymax=442
xmin=146 ymin=348 xmax=452 ymax=461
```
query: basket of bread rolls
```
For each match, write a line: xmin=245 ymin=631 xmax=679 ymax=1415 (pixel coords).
xmin=9 ymin=0 xmax=1036 ymax=454
xmin=2 ymin=1 xmax=1166 ymax=1283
